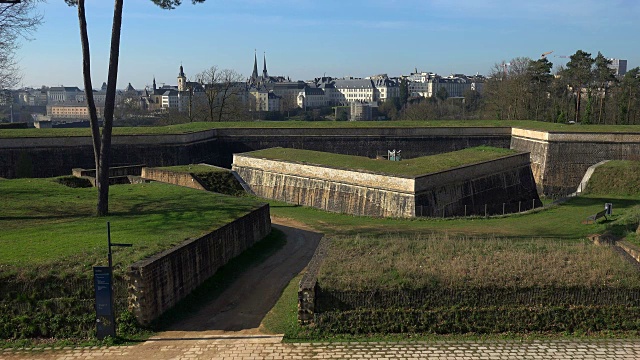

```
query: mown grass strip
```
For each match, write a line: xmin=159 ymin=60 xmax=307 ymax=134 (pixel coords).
xmin=154 ymin=164 xmax=227 ymax=173
xmin=266 ymin=195 xmax=640 ymax=239
xmin=2 ymin=120 xmax=640 ymax=138
xmin=243 ymin=146 xmax=517 ymax=177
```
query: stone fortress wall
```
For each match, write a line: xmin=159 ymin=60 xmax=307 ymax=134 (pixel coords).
xmin=1 ymin=126 xmax=640 ymax=195
xmin=510 ymin=128 xmax=640 ymax=195
xmin=233 ymin=152 xmax=539 ymax=218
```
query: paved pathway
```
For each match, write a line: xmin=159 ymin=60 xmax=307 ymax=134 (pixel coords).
xmin=3 ymin=337 xmax=640 ymax=359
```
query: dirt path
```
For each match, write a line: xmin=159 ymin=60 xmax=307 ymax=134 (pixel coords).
xmin=151 ymin=216 xmax=322 ymax=338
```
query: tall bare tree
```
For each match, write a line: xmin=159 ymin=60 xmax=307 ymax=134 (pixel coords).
xmin=0 ymin=0 xmax=42 ymax=89
xmin=65 ymin=0 xmax=204 ymax=216
xmin=196 ymin=66 xmax=244 ymax=122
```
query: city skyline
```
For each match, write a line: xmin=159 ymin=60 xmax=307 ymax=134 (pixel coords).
xmin=14 ymin=0 xmax=640 ymax=90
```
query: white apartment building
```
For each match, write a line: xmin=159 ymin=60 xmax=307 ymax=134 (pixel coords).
xmin=249 ymin=88 xmax=280 ymax=111
xmin=297 ymin=87 xmax=329 ymax=108
xmin=47 ymin=86 xmax=83 ymax=102
xmin=406 ymin=72 xmax=484 ymax=99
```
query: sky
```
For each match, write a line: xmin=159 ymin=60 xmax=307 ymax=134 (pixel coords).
xmin=14 ymin=0 xmax=640 ymax=90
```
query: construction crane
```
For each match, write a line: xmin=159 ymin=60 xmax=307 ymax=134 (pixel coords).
xmin=554 ymin=55 xmax=570 ymax=59
xmin=541 ymin=50 xmax=554 ymax=59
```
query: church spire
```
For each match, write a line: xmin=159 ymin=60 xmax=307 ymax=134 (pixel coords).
xmin=153 ymin=76 xmax=156 ymax=91
xmin=262 ymin=52 xmax=269 ymax=79
xmin=251 ymin=50 xmax=259 ymax=81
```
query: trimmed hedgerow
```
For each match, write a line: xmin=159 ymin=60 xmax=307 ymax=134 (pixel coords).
xmin=314 ymin=306 xmax=640 ymax=335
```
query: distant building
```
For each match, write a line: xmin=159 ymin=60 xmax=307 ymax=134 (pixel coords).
xmin=405 ymin=70 xmax=484 ymax=99
xmin=47 ymin=86 xmax=83 ymax=102
xmin=609 ymin=59 xmax=628 ymax=76
xmin=46 ymin=101 xmax=105 ymax=119
xmin=350 ymin=101 xmax=373 ymax=121
xmin=141 ymin=66 xmax=205 ymax=112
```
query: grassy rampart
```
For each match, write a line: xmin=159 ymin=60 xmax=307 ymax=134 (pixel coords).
xmin=0 ymin=178 xmax=265 ymax=339
xmin=244 ymin=146 xmax=517 ymax=177
xmin=1 ymin=120 xmax=640 ymax=138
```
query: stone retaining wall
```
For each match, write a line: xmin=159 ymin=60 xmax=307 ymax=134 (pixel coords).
xmin=414 ymin=153 xmax=540 ymax=217
xmin=0 ymin=127 xmax=511 ymax=179
xmin=3 ymin=126 xmax=640 ymax=196
xmin=127 ymin=204 xmax=271 ymax=325
xmin=511 ymin=128 xmax=640 ymax=195
xmin=141 ymin=167 xmax=207 ymax=191
xmin=233 ymin=152 xmax=539 ymax=218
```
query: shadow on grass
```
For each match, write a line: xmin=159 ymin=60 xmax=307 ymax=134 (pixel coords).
xmin=149 ymin=228 xmax=287 ymax=331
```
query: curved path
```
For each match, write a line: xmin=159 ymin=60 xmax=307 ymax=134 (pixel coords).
xmin=159 ymin=216 xmax=323 ymax=335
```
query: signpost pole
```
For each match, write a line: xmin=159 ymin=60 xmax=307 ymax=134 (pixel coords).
xmin=94 ymin=222 xmax=132 ymax=340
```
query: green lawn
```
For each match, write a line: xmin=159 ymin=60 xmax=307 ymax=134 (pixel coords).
xmin=268 ymin=195 xmax=639 ymax=239
xmin=0 ymin=178 xmax=264 ymax=273
xmin=2 ymin=120 xmax=640 ymax=138
xmin=243 ymin=146 xmax=517 ymax=177
xmin=587 ymin=160 xmax=640 ymax=197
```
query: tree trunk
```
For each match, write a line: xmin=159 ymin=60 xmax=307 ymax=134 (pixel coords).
xmin=217 ymin=88 xmax=228 ymax=122
xmin=96 ymin=0 xmax=124 ymax=216
xmin=77 ymin=0 xmax=101 ymax=183
xmin=575 ymin=86 xmax=581 ymax=123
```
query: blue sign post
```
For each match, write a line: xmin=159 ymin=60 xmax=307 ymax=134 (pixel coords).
xmin=93 ymin=266 xmax=115 ymax=339
xmin=93 ymin=222 xmax=132 ymax=340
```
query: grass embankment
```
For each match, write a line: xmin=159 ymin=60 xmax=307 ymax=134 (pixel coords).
xmin=262 ymin=189 xmax=640 ymax=339
xmin=0 ymin=178 xmax=262 ymax=270
xmin=1 ymin=120 xmax=640 ymax=138
xmin=586 ymin=160 xmax=640 ymax=245
xmin=319 ymin=235 xmax=640 ymax=291
xmin=245 ymin=146 xmax=517 ymax=177
xmin=268 ymin=195 xmax=639 ymax=239
xmin=0 ymin=178 xmax=266 ymax=341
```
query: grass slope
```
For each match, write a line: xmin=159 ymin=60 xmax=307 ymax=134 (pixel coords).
xmin=587 ymin=160 xmax=640 ymax=197
xmin=267 ymin=195 xmax=640 ymax=239
xmin=0 ymin=178 xmax=263 ymax=273
xmin=245 ymin=146 xmax=517 ymax=177
xmin=2 ymin=120 xmax=640 ymax=138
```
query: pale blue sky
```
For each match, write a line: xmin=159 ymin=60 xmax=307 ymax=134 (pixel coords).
xmin=15 ymin=0 xmax=640 ymax=89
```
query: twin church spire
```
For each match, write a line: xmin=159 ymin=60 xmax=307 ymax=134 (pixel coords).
xmin=250 ymin=50 xmax=269 ymax=85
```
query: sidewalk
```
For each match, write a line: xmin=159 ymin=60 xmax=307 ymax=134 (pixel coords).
xmin=2 ymin=335 xmax=640 ymax=360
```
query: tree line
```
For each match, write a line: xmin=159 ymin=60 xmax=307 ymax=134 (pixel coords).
xmin=388 ymin=50 xmax=640 ymax=125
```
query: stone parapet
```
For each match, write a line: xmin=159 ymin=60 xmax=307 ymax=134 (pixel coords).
xmin=233 ymin=154 xmax=414 ymax=193
xmin=233 ymin=151 xmax=538 ymax=218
